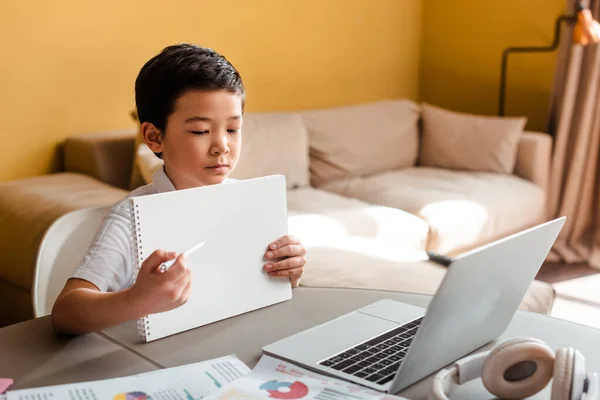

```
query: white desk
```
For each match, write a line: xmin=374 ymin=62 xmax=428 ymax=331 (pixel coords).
xmin=2 ymin=287 xmax=599 ymax=399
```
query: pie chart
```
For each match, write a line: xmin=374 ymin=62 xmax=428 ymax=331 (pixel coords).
xmin=259 ymin=380 xmax=309 ymax=399
xmin=113 ymin=392 xmax=150 ymax=400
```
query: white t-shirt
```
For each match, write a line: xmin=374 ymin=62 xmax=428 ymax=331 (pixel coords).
xmin=71 ymin=167 xmax=233 ymax=292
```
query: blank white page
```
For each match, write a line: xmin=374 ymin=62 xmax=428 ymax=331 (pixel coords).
xmin=131 ymin=175 xmax=291 ymax=341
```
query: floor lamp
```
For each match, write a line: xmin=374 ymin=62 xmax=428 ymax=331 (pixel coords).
xmin=498 ymin=1 xmax=600 ymax=116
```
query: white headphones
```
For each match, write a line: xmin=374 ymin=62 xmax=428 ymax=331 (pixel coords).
xmin=429 ymin=338 xmax=598 ymax=400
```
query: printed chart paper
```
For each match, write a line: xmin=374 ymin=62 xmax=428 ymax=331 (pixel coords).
xmin=7 ymin=355 xmax=249 ymax=400
xmin=204 ymin=355 xmax=408 ymax=400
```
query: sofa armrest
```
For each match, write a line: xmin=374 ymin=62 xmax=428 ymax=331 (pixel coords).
xmin=514 ymin=131 xmax=553 ymax=190
xmin=64 ymin=129 xmax=137 ymax=190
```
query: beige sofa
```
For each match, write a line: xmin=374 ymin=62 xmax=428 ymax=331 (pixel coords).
xmin=0 ymin=99 xmax=554 ymax=326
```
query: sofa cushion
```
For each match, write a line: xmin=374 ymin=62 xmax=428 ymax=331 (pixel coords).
xmin=135 ymin=141 xmax=163 ymax=184
xmin=321 ymin=167 xmax=545 ymax=254
xmin=0 ymin=173 xmax=127 ymax=292
xmin=0 ymin=281 xmax=34 ymax=327
xmin=287 ymin=188 xmax=430 ymax=251
xmin=303 ymin=99 xmax=421 ymax=187
xmin=126 ymin=110 xmax=148 ymax=190
xmin=63 ymin=128 xmax=138 ymax=190
xmin=298 ymin=241 xmax=555 ymax=314
xmin=420 ymin=103 xmax=526 ymax=174
xmin=287 ymin=187 xmax=376 ymax=212
xmin=132 ymin=111 xmax=310 ymax=190
xmin=229 ymin=111 xmax=309 ymax=188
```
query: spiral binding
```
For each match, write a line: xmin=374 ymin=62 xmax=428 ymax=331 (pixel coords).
xmin=136 ymin=318 xmax=150 ymax=338
xmin=131 ymin=199 xmax=150 ymax=340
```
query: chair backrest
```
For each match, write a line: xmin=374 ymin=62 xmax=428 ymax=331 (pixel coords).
xmin=32 ymin=206 xmax=111 ymax=317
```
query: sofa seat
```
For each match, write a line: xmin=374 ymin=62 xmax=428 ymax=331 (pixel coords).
xmin=321 ymin=167 xmax=546 ymax=254
xmin=287 ymin=187 xmax=374 ymax=211
xmin=0 ymin=173 xmax=127 ymax=324
xmin=287 ymin=188 xmax=430 ymax=250
xmin=286 ymin=188 xmax=554 ymax=314
xmin=297 ymin=239 xmax=555 ymax=314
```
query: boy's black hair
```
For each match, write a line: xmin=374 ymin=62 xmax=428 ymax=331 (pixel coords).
xmin=135 ymin=44 xmax=245 ymax=156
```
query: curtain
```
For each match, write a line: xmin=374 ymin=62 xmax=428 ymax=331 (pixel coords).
xmin=547 ymin=0 xmax=600 ymax=269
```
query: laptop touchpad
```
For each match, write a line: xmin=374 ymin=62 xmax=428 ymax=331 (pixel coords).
xmin=358 ymin=299 xmax=425 ymax=324
xmin=264 ymin=311 xmax=396 ymax=364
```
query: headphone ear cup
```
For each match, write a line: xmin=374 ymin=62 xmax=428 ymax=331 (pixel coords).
xmin=571 ymin=349 xmax=587 ymax=400
xmin=482 ymin=338 xmax=554 ymax=399
xmin=552 ymin=348 xmax=574 ymax=400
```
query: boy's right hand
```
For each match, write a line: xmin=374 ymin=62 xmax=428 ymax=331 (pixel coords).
xmin=129 ymin=249 xmax=193 ymax=316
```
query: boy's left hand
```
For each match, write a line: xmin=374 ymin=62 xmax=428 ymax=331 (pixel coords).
xmin=264 ymin=235 xmax=306 ymax=288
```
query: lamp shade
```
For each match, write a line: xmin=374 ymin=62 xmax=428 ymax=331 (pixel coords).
xmin=574 ymin=3 xmax=600 ymax=45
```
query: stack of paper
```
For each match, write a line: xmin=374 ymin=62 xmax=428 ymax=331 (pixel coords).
xmin=6 ymin=355 xmax=249 ymax=400
xmin=205 ymin=356 xmax=409 ymax=400
xmin=6 ymin=355 xmax=410 ymax=400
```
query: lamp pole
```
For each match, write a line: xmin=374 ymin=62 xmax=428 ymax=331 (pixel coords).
xmin=498 ymin=14 xmax=576 ymax=116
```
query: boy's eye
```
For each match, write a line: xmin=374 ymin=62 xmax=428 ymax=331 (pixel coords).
xmin=190 ymin=130 xmax=209 ymax=135
xmin=227 ymin=129 xmax=240 ymax=133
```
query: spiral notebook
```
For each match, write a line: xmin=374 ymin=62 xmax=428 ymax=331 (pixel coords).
xmin=131 ymin=175 xmax=291 ymax=342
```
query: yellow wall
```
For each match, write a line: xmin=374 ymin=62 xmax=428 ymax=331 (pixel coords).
xmin=0 ymin=0 xmax=422 ymax=181
xmin=421 ymin=0 xmax=565 ymax=132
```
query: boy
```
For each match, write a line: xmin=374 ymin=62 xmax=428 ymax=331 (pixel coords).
xmin=51 ymin=44 xmax=307 ymax=334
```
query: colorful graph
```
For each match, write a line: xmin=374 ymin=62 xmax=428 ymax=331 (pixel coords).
xmin=113 ymin=392 xmax=150 ymax=400
xmin=206 ymin=371 xmax=222 ymax=388
xmin=259 ymin=380 xmax=309 ymax=399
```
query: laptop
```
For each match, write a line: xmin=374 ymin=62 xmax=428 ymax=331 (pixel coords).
xmin=263 ymin=217 xmax=566 ymax=394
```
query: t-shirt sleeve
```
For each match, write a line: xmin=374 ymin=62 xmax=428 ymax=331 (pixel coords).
xmin=70 ymin=201 xmax=135 ymax=292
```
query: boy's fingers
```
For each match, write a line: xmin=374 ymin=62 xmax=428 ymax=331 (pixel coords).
xmin=268 ymin=235 xmax=300 ymax=250
xmin=168 ymin=254 xmax=189 ymax=280
xmin=174 ymin=266 xmax=193 ymax=287
xmin=269 ymin=270 xmax=290 ymax=277
xmin=175 ymin=271 xmax=192 ymax=297
xmin=290 ymin=277 xmax=301 ymax=288
xmin=265 ymin=256 xmax=306 ymax=272
xmin=179 ymin=276 xmax=193 ymax=304
xmin=269 ymin=266 xmax=304 ymax=279
xmin=289 ymin=268 xmax=303 ymax=288
xmin=265 ymin=244 xmax=306 ymax=260
xmin=167 ymin=269 xmax=191 ymax=301
xmin=143 ymin=249 xmax=177 ymax=272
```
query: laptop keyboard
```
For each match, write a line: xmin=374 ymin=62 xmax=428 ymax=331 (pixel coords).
xmin=318 ymin=317 xmax=423 ymax=385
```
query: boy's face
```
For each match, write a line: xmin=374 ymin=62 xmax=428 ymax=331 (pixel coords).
xmin=144 ymin=90 xmax=243 ymax=189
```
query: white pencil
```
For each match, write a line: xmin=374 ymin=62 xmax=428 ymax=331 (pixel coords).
xmin=158 ymin=240 xmax=206 ymax=273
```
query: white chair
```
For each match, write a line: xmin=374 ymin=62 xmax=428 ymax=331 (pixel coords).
xmin=32 ymin=206 xmax=110 ymax=317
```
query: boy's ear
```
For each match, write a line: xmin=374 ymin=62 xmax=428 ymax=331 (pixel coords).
xmin=141 ymin=122 xmax=163 ymax=154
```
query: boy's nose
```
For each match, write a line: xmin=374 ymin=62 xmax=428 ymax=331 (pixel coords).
xmin=210 ymin=134 xmax=229 ymax=155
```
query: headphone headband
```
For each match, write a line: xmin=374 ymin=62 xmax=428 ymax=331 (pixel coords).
xmin=429 ymin=343 xmax=599 ymax=400
xmin=430 ymin=351 xmax=490 ymax=400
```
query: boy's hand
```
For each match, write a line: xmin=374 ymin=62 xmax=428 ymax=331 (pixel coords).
xmin=129 ymin=249 xmax=192 ymax=315
xmin=264 ymin=235 xmax=306 ymax=288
